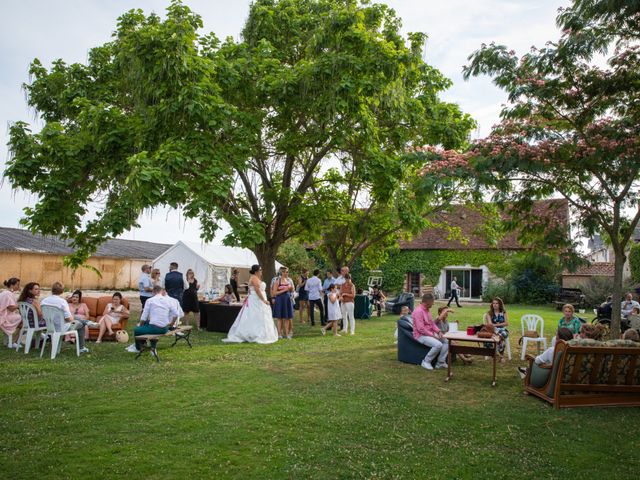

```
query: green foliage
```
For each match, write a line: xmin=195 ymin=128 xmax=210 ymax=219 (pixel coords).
xmin=276 ymin=240 xmax=317 ymax=280
xmin=4 ymin=0 xmax=474 ymax=285
xmin=507 ymin=253 xmax=560 ymax=304
xmin=629 ymin=244 xmax=640 ymax=282
xmin=481 ymin=279 xmax=517 ymax=304
xmin=376 ymin=249 xmax=512 ymax=295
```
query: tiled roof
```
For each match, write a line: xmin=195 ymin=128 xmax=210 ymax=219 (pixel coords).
xmin=0 ymin=227 xmax=172 ymax=260
xmin=565 ymin=262 xmax=615 ymax=277
xmin=400 ymin=199 xmax=569 ymax=250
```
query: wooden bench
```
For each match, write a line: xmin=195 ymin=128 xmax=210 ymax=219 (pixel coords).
xmin=523 ymin=339 xmax=640 ymax=408
xmin=553 ymin=287 xmax=586 ymax=310
xmin=134 ymin=326 xmax=193 ymax=362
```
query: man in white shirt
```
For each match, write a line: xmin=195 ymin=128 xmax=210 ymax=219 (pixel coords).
xmin=131 ymin=285 xmax=181 ymax=353
xmin=41 ymin=282 xmax=89 ymax=353
xmin=138 ymin=264 xmax=154 ymax=309
xmin=621 ymin=292 xmax=640 ymax=317
xmin=517 ymin=327 xmax=573 ymax=379
xmin=305 ymin=269 xmax=324 ymax=326
xmin=447 ymin=276 xmax=462 ymax=308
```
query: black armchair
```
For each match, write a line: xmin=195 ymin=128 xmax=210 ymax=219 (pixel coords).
xmin=385 ymin=292 xmax=414 ymax=314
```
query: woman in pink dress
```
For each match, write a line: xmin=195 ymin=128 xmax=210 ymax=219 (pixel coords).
xmin=0 ymin=278 xmax=22 ymax=346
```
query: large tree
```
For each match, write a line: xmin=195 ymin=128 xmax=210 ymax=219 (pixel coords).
xmin=5 ymin=0 xmax=473 ymax=282
xmin=427 ymin=0 xmax=640 ymax=337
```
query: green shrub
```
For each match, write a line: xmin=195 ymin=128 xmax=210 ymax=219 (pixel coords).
xmin=579 ymin=276 xmax=635 ymax=308
xmin=277 ymin=240 xmax=317 ymax=280
xmin=508 ymin=253 xmax=560 ymax=304
xmin=629 ymin=244 xmax=640 ymax=282
xmin=482 ymin=279 xmax=517 ymax=304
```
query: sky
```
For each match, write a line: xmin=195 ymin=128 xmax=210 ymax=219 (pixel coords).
xmin=0 ymin=0 xmax=572 ymax=245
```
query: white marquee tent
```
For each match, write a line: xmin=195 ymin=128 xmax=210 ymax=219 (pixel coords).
xmin=152 ymin=241 xmax=283 ymax=293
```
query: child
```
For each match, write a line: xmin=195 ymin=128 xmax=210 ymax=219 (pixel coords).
xmin=394 ymin=306 xmax=412 ymax=342
xmin=321 ymin=284 xmax=342 ymax=337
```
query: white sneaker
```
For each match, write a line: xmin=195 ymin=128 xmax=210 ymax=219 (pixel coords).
xmin=79 ymin=347 xmax=90 ymax=354
xmin=421 ymin=360 xmax=434 ymax=370
xmin=126 ymin=344 xmax=139 ymax=353
xmin=286 ymin=334 xmax=293 ymax=340
xmin=435 ymin=363 xmax=448 ymax=369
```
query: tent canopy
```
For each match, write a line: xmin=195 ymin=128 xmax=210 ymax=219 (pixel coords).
xmin=152 ymin=241 xmax=283 ymax=292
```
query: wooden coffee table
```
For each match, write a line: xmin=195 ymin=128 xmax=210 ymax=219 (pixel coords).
xmin=443 ymin=332 xmax=501 ymax=387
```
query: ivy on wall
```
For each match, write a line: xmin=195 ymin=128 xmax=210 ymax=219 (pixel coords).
xmin=363 ymin=250 xmax=514 ymax=294
xmin=629 ymin=244 xmax=640 ymax=282
xmin=311 ymin=249 xmax=514 ymax=295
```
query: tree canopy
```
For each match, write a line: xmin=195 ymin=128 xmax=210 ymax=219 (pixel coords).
xmin=5 ymin=0 xmax=474 ymax=281
xmin=418 ymin=0 xmax=640 ymax=336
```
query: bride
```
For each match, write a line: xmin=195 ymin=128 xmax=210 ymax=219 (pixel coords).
xmin=223 ymin=264 xmax=279 ymax=344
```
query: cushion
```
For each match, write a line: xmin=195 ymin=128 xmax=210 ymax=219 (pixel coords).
xmin=567 ymin=338 xmax=604 ymax=347
xmin=603 ymin=339 xmax=640 ymax=348
xmin=83 ymin=297 xmax=99 ymax=319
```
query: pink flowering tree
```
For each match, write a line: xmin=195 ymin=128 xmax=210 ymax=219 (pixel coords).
xmin=440 ymin=0 xmax=640 ymax=336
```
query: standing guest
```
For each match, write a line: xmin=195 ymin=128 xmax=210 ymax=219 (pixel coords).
xmin=150 ymin=268 xmax=162 ymax=288
xmin=321 ymin=284 xmax=341 ymax=336
xmin=322 ymin=270 xmax=335 ymax=326
xmin=557 ymin=304 xmax=582 ymax=336
xmin=334 ymin=266 xmax=349 ymax=329
xmin=305 ymin=269 xmax=324 ymax=327
xmin=340 ymin=273 xmax=356 ymax=335
xmin=96 ymin=292 xmax=129 ymax=343
xmin=447 ymin=276 xmax=462 ymax=308
xmin=621 ymin=292 xmax=640 ymax=318
xmin=230 ymin=269 xmax=241 ymax=302
xmin=0 ymin=278 xmax=22 ymax=347
xmin=271 ymin=267 xmax=295 ymax=339
xmin=41 ymin=282 xmax=89 ymax=354
xmin=182 ymin=269 xmax=200 ymax=327
xmin=297 ymin=269 xmax=310 ymax=325
xmin=484 ymin=297 xmax=509 ymax=362
xmin=412 ymin=293 xmax=449 ymax=370
xmin=130 ymin=285 xmax=180 ymax=354
xmin=371 ymin=286 xmax=386 ymax=317
xmin=164 ymin=262 xmax=186 ymax=303
xmin=138 ymin=264 xmax=154 ymax=309
xmin=215 ymin=284 xmax=236 ymax=304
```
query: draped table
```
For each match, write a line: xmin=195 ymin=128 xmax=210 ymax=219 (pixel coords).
xmin=199 ymin=302 xmax=243 ymax=333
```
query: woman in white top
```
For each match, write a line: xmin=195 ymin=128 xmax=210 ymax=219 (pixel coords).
xmin=321 ymin=284 xmax=341 ymax=337
xmin=96 ymin=292 xmax=129 ymax=343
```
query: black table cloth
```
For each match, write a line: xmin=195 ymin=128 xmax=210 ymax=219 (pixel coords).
xmin=199 ymin=302 xmax=242 ymax=333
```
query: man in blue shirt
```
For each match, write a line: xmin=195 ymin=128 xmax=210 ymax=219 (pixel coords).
xmin=138 ymin=264 xmax=153 ymax=309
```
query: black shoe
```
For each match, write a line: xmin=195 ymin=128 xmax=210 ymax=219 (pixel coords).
xmin=517 ymin=367 xmax=527 ymax=379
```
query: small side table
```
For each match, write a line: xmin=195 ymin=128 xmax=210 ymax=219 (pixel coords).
xmin=443 ymin=332 xmax=501 ymax=387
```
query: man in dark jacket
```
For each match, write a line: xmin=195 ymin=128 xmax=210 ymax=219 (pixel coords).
xmin=164 ymin=262 xmax=185 ymax=304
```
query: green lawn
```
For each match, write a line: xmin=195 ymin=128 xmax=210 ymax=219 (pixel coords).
xmin=1 ymin=302 xmax=638 ymax=479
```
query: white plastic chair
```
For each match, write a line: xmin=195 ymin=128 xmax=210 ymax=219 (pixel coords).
xmin=40 ymin=305 xmax=79 ymax=360
xmin=15 ymin=302 xmax=47 ymax=353
xmin=520 ymin=314 xmax=547 ymax=360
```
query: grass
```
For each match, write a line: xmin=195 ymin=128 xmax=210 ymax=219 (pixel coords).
xmin=1 ymin=301 xmax=639 ymax=479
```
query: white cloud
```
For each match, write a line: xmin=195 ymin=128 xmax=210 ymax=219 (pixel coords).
xmin=0 ymin=0 xmax=571 ymax=243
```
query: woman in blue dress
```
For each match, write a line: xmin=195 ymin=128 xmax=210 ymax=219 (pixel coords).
xmin=271 ymin=267 xmax=295 ymax=339
xmin=484 ymin=297 xmax=510 ymax=362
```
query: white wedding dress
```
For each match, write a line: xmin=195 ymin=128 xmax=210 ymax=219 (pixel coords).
xmin=222 ymin=281 xmax=279 ymax=344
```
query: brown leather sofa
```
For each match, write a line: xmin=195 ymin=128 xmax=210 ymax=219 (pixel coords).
xmin=81 ymin=296 xmax=130 ymax=341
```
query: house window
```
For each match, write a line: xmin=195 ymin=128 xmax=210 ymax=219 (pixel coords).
xmin=445 ymin=269 xmax=483 ymax=299
xmin=407 ymin=272 xmax=421 ymax=295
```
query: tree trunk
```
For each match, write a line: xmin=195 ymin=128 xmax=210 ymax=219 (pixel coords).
xmin=610 ymin=246 xmax=626 ymax=339
xmin=254 ymin=242 xmax=280 ymax=292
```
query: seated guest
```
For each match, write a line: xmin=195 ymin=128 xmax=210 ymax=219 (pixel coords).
xmin=518 ymin=327 xmax=574 ymax=378
xmin=578 ymin=323 xmax=607 ymax=341
xmin=412 ymin=293 xmax=448 ymax=371
xmin=623 ymin=329 xmax=639 ymax=342
xmin=67 ymin=290 xmax=90 ymax=321
xmin=0 ymin=278 xmax=22 ymax=347
xmin=627 ymin=307 xmax=640 ymax=332
xmin=130 ymin=285 xmax=180 ymax=354
xmin=484 ymin=297 xmax=509 ymax=362
xmin=557 ymin=304 xmax=582 ymax=336
xmin=17 ymin=282 xmax=44 ymax=329
xmin=436 ymin=306 xmax=472 ymax=364
xmin=621 ymin=292 xmax=640 ymax=318
xmin=96 ymin=292 xmax=129 ymax=343
xmin=371 ymin=286 xmax=386 ymax=317
xmin=41 ymin=282 xmax=89 ymax=353
xmin=598 ymin=296 xmax=613 ymax=318
xmin=215 ymin=284 xmax=235 ymax=304
xmin=394 ymin=305 xmax=412 ymax=342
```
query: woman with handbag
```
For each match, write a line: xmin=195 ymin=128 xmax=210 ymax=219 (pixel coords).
xmin=484 ymin=297 xmax=509 ymax=362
